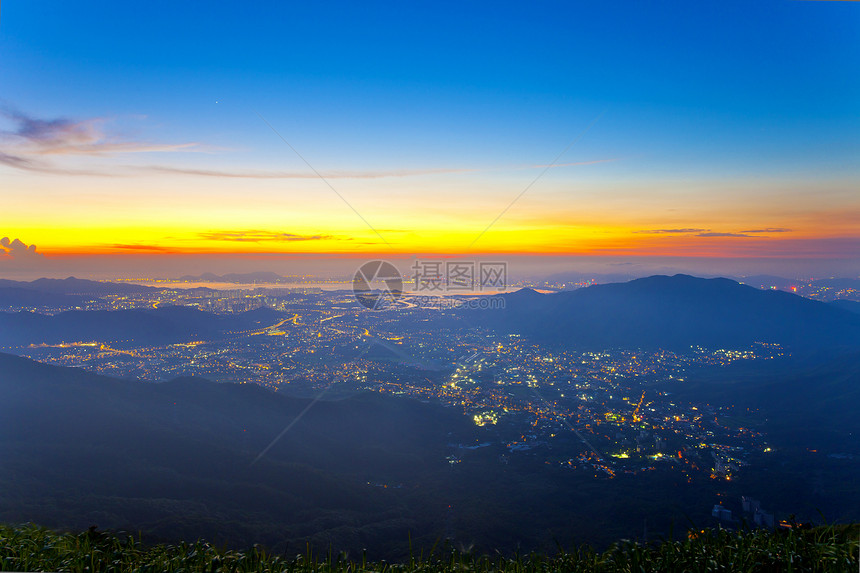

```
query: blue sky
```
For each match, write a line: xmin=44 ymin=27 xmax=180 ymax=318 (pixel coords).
xmin=5 ymin=0 xmax=856 ymax=167
xmin=1 ymin=0 xmax=859 ymax=277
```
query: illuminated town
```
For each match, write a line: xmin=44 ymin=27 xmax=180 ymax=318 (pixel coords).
xmin=2 ymin=283 xmax=786 ymax=486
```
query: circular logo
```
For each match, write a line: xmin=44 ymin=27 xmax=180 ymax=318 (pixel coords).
xmin=353 ymin=260 xmax=403 ymax=309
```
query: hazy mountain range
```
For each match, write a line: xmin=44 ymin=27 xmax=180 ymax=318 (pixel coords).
xmin=4 ymin=274 xmax=860 ymax=352
xmin=540 ymin=272 xmax=860 ymax=291
xmin=0 ymin=306 xmax=284 ymax=347
xmin=0 ymin=287 xmax=90 ymax=309
xmin=0 ymin=277 xmax=160 ymax=295
xmin=178 ymin=272 xmax=289 ymax=283
xmin=0 ymin=277 xmax=162 ymax=310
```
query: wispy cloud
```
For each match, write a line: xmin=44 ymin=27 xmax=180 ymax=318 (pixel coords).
xmin=199 ymin=230 xmax=335 ymax=242
xmin=524 ymin=158 xmax=620 ymax=170
xmin=147 ymin=165 xmax=477 ymax=180
xmin=633 ymin=228 xmax=779 ymax=238
xmin=0 ymin=107 xmax=199 ymax=174
xmin=1 ymin=106 xmax=621 ymax=180
xmin=696 ymin=232 xmax=753 ymax=238
xmin=145 ymin=158 xmax=620 ymax=180
xmin=633 ymin=228 xmax=709 ymax=234
xmin=2 ymin=108 xmax=197 ymax=156
xmin=108 ymin=244 xmax=176 ymax=252
xmin=0 ymin=151 xmax=37 ymax=170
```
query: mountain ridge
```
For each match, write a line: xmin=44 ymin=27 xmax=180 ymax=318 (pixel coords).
xmin=0 ymin=306 xmax=285 ymax=348
xmin=0 ymin=277 xmax=161 ymax=295
xmin=471 ymin=274 xmax=860 ymax=350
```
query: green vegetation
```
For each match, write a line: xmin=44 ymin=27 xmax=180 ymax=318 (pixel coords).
xmin=1 ymin=524 xmax=857 ymax=573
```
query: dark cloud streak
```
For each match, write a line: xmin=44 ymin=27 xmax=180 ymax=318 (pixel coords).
xmin=0 ymin=107 xmax=198 ymax=175
xmin=148 ymin=165 xmax=476 ymax=180
xmin=109 ymin=244 xmax=175 ymax=252
xmin=633 ymin=228 xmax=708 ymax=234
xmin=696 ymin=232 xmax=753 ymax=238
xmin=199 ymin=230 xmax=335 ymax=242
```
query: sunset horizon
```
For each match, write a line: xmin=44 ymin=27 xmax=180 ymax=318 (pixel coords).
xmin=2 ymin=1 xmax=858 ymax=278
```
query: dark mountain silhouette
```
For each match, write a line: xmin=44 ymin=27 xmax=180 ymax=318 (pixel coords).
xmin=0 ymin=287 xmax=89 ymax=309
xmin=502 ymin=286 xmax=545 ymax=301
xmin=0 ymin=277 xmax=160 ymax=295
xmin=831 ymin=299 xmax=860 ymax=314
xmin=0 ymin=306 xmax=284 ymax=347
xmin=468 ymin=274 xmax=860 ymax=350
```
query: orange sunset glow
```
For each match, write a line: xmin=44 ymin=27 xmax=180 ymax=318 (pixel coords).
xmin=1 ymin=1 xmax=858 ymax=280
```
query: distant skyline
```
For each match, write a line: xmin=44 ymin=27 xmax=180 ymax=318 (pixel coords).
xmin=1 ymin=1 xmax=858 ymax=279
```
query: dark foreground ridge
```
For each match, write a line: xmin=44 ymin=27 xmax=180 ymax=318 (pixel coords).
xmin=1 ymin=523 xmax=857 ymax=573
xmin=3 ymin=349 xmax=860 ymax=559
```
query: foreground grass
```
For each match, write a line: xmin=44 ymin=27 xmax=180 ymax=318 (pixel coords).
xmin=1 ymin=523 xmax=858 ymax=572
